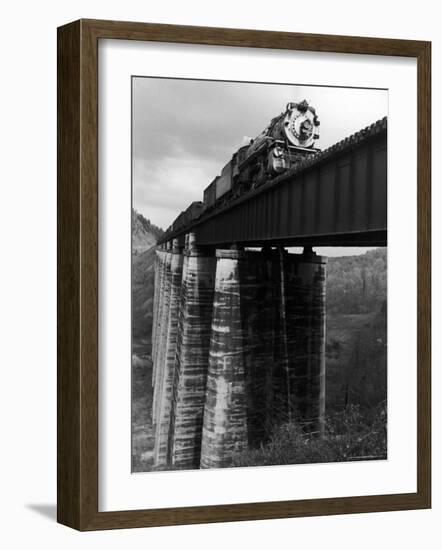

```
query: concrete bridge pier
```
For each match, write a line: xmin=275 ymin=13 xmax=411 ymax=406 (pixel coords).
xmin=152 ymin=247 xmax=167 ymax=396
xmin=151 ymin=248 xmax=164 ymax=389
xmin=200 ymin=249 xmax=249 ymax=469
xmin=151 ymin=238 xmax=327 ymax=468
xmin=152 ymin=241 xmax=172 ymax=427
xmin=151 ymin=250 xmax=160 ymax=383
xmin=152 ymin=239 xmax=184 ymax=466
xmin=278 ymin=247 xmax=327 ymax=435
xmin=168 ymin=233 xmax=217 ymax=469
xmin=199 ymin=246 xmax=327 ymax=468
xmin=242 ymin=248 xmax=282 ymax=444
xmin=200 ymin=248 xmax=286 ymax=468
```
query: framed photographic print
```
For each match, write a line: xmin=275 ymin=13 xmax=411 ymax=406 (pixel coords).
xmin=57 ymin=19 xmax=431 ymax=530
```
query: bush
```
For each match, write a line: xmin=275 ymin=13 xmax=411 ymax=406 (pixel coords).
xmin=232 ymin=402 xmax=387 ymax=468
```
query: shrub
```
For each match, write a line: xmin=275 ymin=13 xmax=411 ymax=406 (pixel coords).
xmin=232 ymin=401 xmax=387 ymax=468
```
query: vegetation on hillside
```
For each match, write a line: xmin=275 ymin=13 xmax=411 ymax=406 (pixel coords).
xmin=132 ymin=246 xmax=157 ymax=346
xmin=132 ymin=209 xmax=164 ymax=242
xmin=326 ymin=247 xmax=387 ymax=314
xmin=232 ymin=401 xmax=387 ymax=467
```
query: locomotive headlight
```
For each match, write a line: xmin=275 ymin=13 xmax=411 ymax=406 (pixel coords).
xmin=301 ymin=119 xmax=313 ymax=133
xmin=283 ymin=100 xmax=318 ymax=147
xmin=273 ymin=146 xmax=283 ymax=158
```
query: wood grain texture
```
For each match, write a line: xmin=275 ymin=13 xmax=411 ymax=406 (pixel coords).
xmin=416 ymin=41 xmax=431 ymax=508
xmin=82 ymin=18 xmax=427 ymax=56
xmin=57 ymin=19 xmax=99 ymax=530
xmin=57 ymin=20 xmax=81 ymax=529
xmin=57 ymin=18 xmax=431 ymax=531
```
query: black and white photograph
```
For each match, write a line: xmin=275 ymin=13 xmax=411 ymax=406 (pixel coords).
xmin=0 ymin=0 xmax=436 ymax=541
xmin=131 ymin=77 xmax=388 ymax=473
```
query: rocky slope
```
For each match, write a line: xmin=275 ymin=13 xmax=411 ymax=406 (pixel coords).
xmin=132 ymin=209 xmax=163 ymax=255
xmin=132 ymin=210 xmax=164 ymax=347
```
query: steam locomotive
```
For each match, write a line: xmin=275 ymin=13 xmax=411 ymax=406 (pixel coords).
xmin=166 ymin=100 xmax=320 ymax=235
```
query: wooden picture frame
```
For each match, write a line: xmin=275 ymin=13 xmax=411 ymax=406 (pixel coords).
xmin=57 ymin=18 xmax=431 ymax=530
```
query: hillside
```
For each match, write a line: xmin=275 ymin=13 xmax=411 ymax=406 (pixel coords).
xmin=131 ymin=211 xmax=162 ymax=471
xmin=131 ymin=210 xmax=164 ymax=348
xmin=326 ymin=248 xmax=387 ymax=314
xmin=132 ymin=247 xmax=158 ymax=348
xmin=325 ymin=248 xmax=387 ymax=411
xmin=132 ymin=209 xmax=164 ymax=255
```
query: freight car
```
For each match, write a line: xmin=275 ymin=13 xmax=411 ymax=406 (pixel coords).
xmin=186 ymin=201 xmax=204 ymax=222
xmin=166 ymin=201 xmax=204 ymax=236
xmin=203 ymin=176 xmax=218 ymax=208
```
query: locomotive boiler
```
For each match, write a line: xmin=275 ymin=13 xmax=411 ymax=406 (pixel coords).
xmin=166 ymin=99 xmax=320 ymax=236
xmin=203 ymin=99 xmax=320 ymax=210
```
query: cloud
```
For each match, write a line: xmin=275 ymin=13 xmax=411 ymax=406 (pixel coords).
xmin=133 ymin=154 xmax=221 ymax=228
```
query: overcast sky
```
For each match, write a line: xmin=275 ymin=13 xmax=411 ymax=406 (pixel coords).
xmin=132 ymin=77 xmax=387 ymax=256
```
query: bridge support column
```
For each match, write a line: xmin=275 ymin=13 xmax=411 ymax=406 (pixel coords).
xmin=279 ymin=248 xmax=327 ymax=435
xmin=200 ymin=249 xmax=249 ymax=469
xmin=152 ymin=249 xmax=165 ymax=393
xmin=153 ymin=239 xmax=184 ymax=466
xmin=168 ymin=233 xmax=216 ymax=469
xmin=152 ymin=242 xmax=172 ymax=428
xmin=241 ymin=248 xmax=282 ymax=445
xmin=200 ymin=248 xmax=294 ymax=468
xmin=152 ymin=240 xmax=326 ymax=468
xmin=152 ymin=246 xmax=169 ymax=386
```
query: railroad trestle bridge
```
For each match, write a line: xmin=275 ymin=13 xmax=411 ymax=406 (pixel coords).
xmin=151 ymin=118 xmax=387 ymax=469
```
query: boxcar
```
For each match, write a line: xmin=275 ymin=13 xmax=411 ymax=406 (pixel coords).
xmin=173 ymin=211 xmax=187 ymax=231
xmin=215 ymin=160 xmax=233 ymax=200
xmin=203 ymin=177 xmax=218 ymax=209
xmin=186 ymin=201 xmax=204 ymax=221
